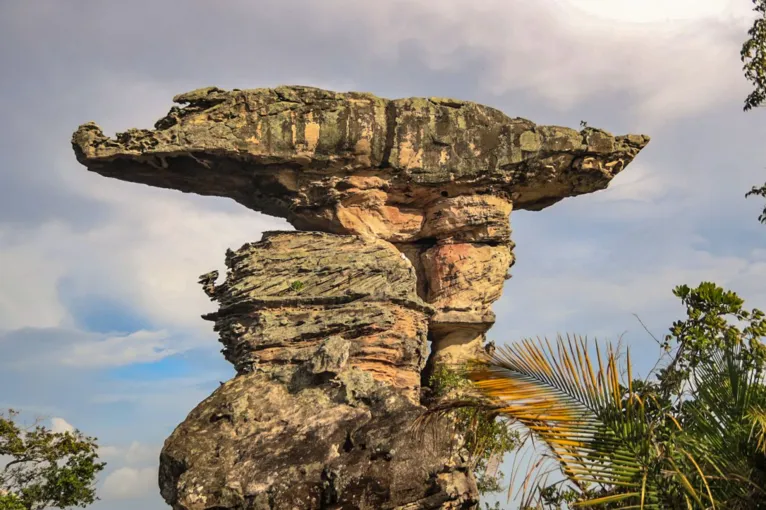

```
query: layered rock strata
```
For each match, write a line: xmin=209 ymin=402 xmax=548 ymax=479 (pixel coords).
xmin=71 ymin=85 xmax=649 ymax=509
xmin=199 ymin=231 xmax=432 ymax=402
xmin=158 ymin=231 xmax=477 ymax=509
xmin=72 ymin=85 xmax=649 ymax=369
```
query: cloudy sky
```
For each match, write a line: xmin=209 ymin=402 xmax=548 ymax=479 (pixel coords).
xmin=1 ymin=0 xmax=764 ymax=508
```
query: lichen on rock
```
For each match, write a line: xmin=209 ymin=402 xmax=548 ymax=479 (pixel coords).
xmin=159 ymin=369 xmax=478 ymax=509
xmin=72 ymin=85 xmax=648 ymax=222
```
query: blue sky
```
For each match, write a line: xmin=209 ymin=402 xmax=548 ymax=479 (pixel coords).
xmin=1 ymin=0 xmax=765 ymax=508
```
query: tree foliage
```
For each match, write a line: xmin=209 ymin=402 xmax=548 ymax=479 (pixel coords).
xmin=433 ymin=283 xmax=766 ymax=509
xmin=743 ymin=0 xmax=766 ymax=222
xmin=746 ymin=182 xmax=766 ymax=224
xmin=0 ymin=410 xmax=105 ymax=510
xmin=743 ymin=0 xmax=766 ymax=111
xmin=427 ymin=364 xmax=521 ymax=495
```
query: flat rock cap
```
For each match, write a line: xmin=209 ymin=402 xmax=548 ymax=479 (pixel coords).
xmin=72 ymin=85 xmax=649 ymax=218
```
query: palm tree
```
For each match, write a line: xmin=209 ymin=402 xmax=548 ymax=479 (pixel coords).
xmin=672 ymin=343 xmax=766 ymax=507
xmin=423 ymin=283 xmax=766 ymax=509
xmin=461 ymin=335 xmax=716 ymax=508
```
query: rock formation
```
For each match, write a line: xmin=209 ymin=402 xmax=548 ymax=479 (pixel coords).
xmin=160 ymin=232 xmax=475 ymax=508
xmin=199 ymin=232 xmax=431 ymax=401
xmin=72 ymin=85 xmax=648 ymax=509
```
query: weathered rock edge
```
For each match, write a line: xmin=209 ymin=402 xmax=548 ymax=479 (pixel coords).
xmin=71 ymin=85 xmax=649 ymax=223
xmin=159 ymin=371 xmax=478 ymax=510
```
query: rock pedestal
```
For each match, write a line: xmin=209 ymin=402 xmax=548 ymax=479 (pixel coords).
xmin=72 ymin=85 xmax=648 ymax=509
xmin=159 ymin=232 xmax=476 ymax=509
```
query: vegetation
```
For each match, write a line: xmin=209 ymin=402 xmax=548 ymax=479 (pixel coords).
xmin=742 ymin=0 xmax=766 ymax=111
xmin=746 ymin=183 xmax=766 ymax=224
xmin=426 ymin=8 xmax=766 ymax=504
xmin=427 ymin=364 xmax=521 ymax=495
xmin=434 ymin=283 xmax=766 ymax=509
xmin=743 ymin=0 xmax=766 ymax=221
xmin=0 ymin=410 xmax=105 ymax=510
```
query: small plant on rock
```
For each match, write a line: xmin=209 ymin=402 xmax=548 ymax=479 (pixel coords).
xmin=427 ymin=363 xmax=520 ymax=495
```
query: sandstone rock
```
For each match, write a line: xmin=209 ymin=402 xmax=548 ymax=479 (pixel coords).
xmin=201 ymin=231 xmax=431 ymax=400
xmin=71 ymin=86 xmax=649 ymax=509
xmin=71 ymin=85 xmax=648 ymax=370
xmin=160 ymin=231 xmax=477 ymax=509
xmin=159 ymin=371 xmax=478 ymax=510
xmin=419 ymin=195 xmax=512 ymax=244
xmin=72 ymin=86 xmax=648 ymax=228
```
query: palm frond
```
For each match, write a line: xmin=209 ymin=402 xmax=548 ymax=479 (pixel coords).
xmin=748 ymin=405 xmax=766 ymax=454
xmin=467 ymin=334 xmax=713 ymax=508
xmin=664 ymin=340 xmax=766 ymax=506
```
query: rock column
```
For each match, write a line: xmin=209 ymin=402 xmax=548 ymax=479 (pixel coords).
xmin=157 ymin=232 xmax=477 ymax=508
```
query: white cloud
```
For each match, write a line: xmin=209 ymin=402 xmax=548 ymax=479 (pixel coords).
xmin=584 ymin=161 xmax=681 ymax=220
xmin=0 ymin=223 xmax=70 ymax=330
xmin=124 ymin=442 xmax=160 ymax=466
xmin=59 ymin=330 xmax=175 ymax=367
xmin=0 ymin=178 xmax=290 ymax=337
xmin=50 ymin=417 xmax=75 ymax=434
xmin=102 ymin=466 xmax=157 ymax=500
xmin=87 ymin=375 xmax=224 ymax=414
xmin=99 ymin=441 xmax=159 ymax=466
xmin=494 ymin=237 xmax=766 ymax=352
xmin=2 ymin=327 xmax=192 ymax=371
xmin=565 ymin=0 xmax=751 ymax=23
xmin=599 ymin=162 xmax=673 ymax=202
xmin=98 ymin=445 xmax=121 ymax=457
xmin=310 ymin=0 xmax=754 ymax=123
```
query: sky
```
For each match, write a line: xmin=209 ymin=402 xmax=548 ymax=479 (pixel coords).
xmin=0 ymin=0 xmax=764 ymax=508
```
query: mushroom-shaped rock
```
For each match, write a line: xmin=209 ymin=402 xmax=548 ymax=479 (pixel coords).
xmin=72 ymin=86 xmax=649 ymax=510
xmin=71 ymin=85 xmax=648 ymax=369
